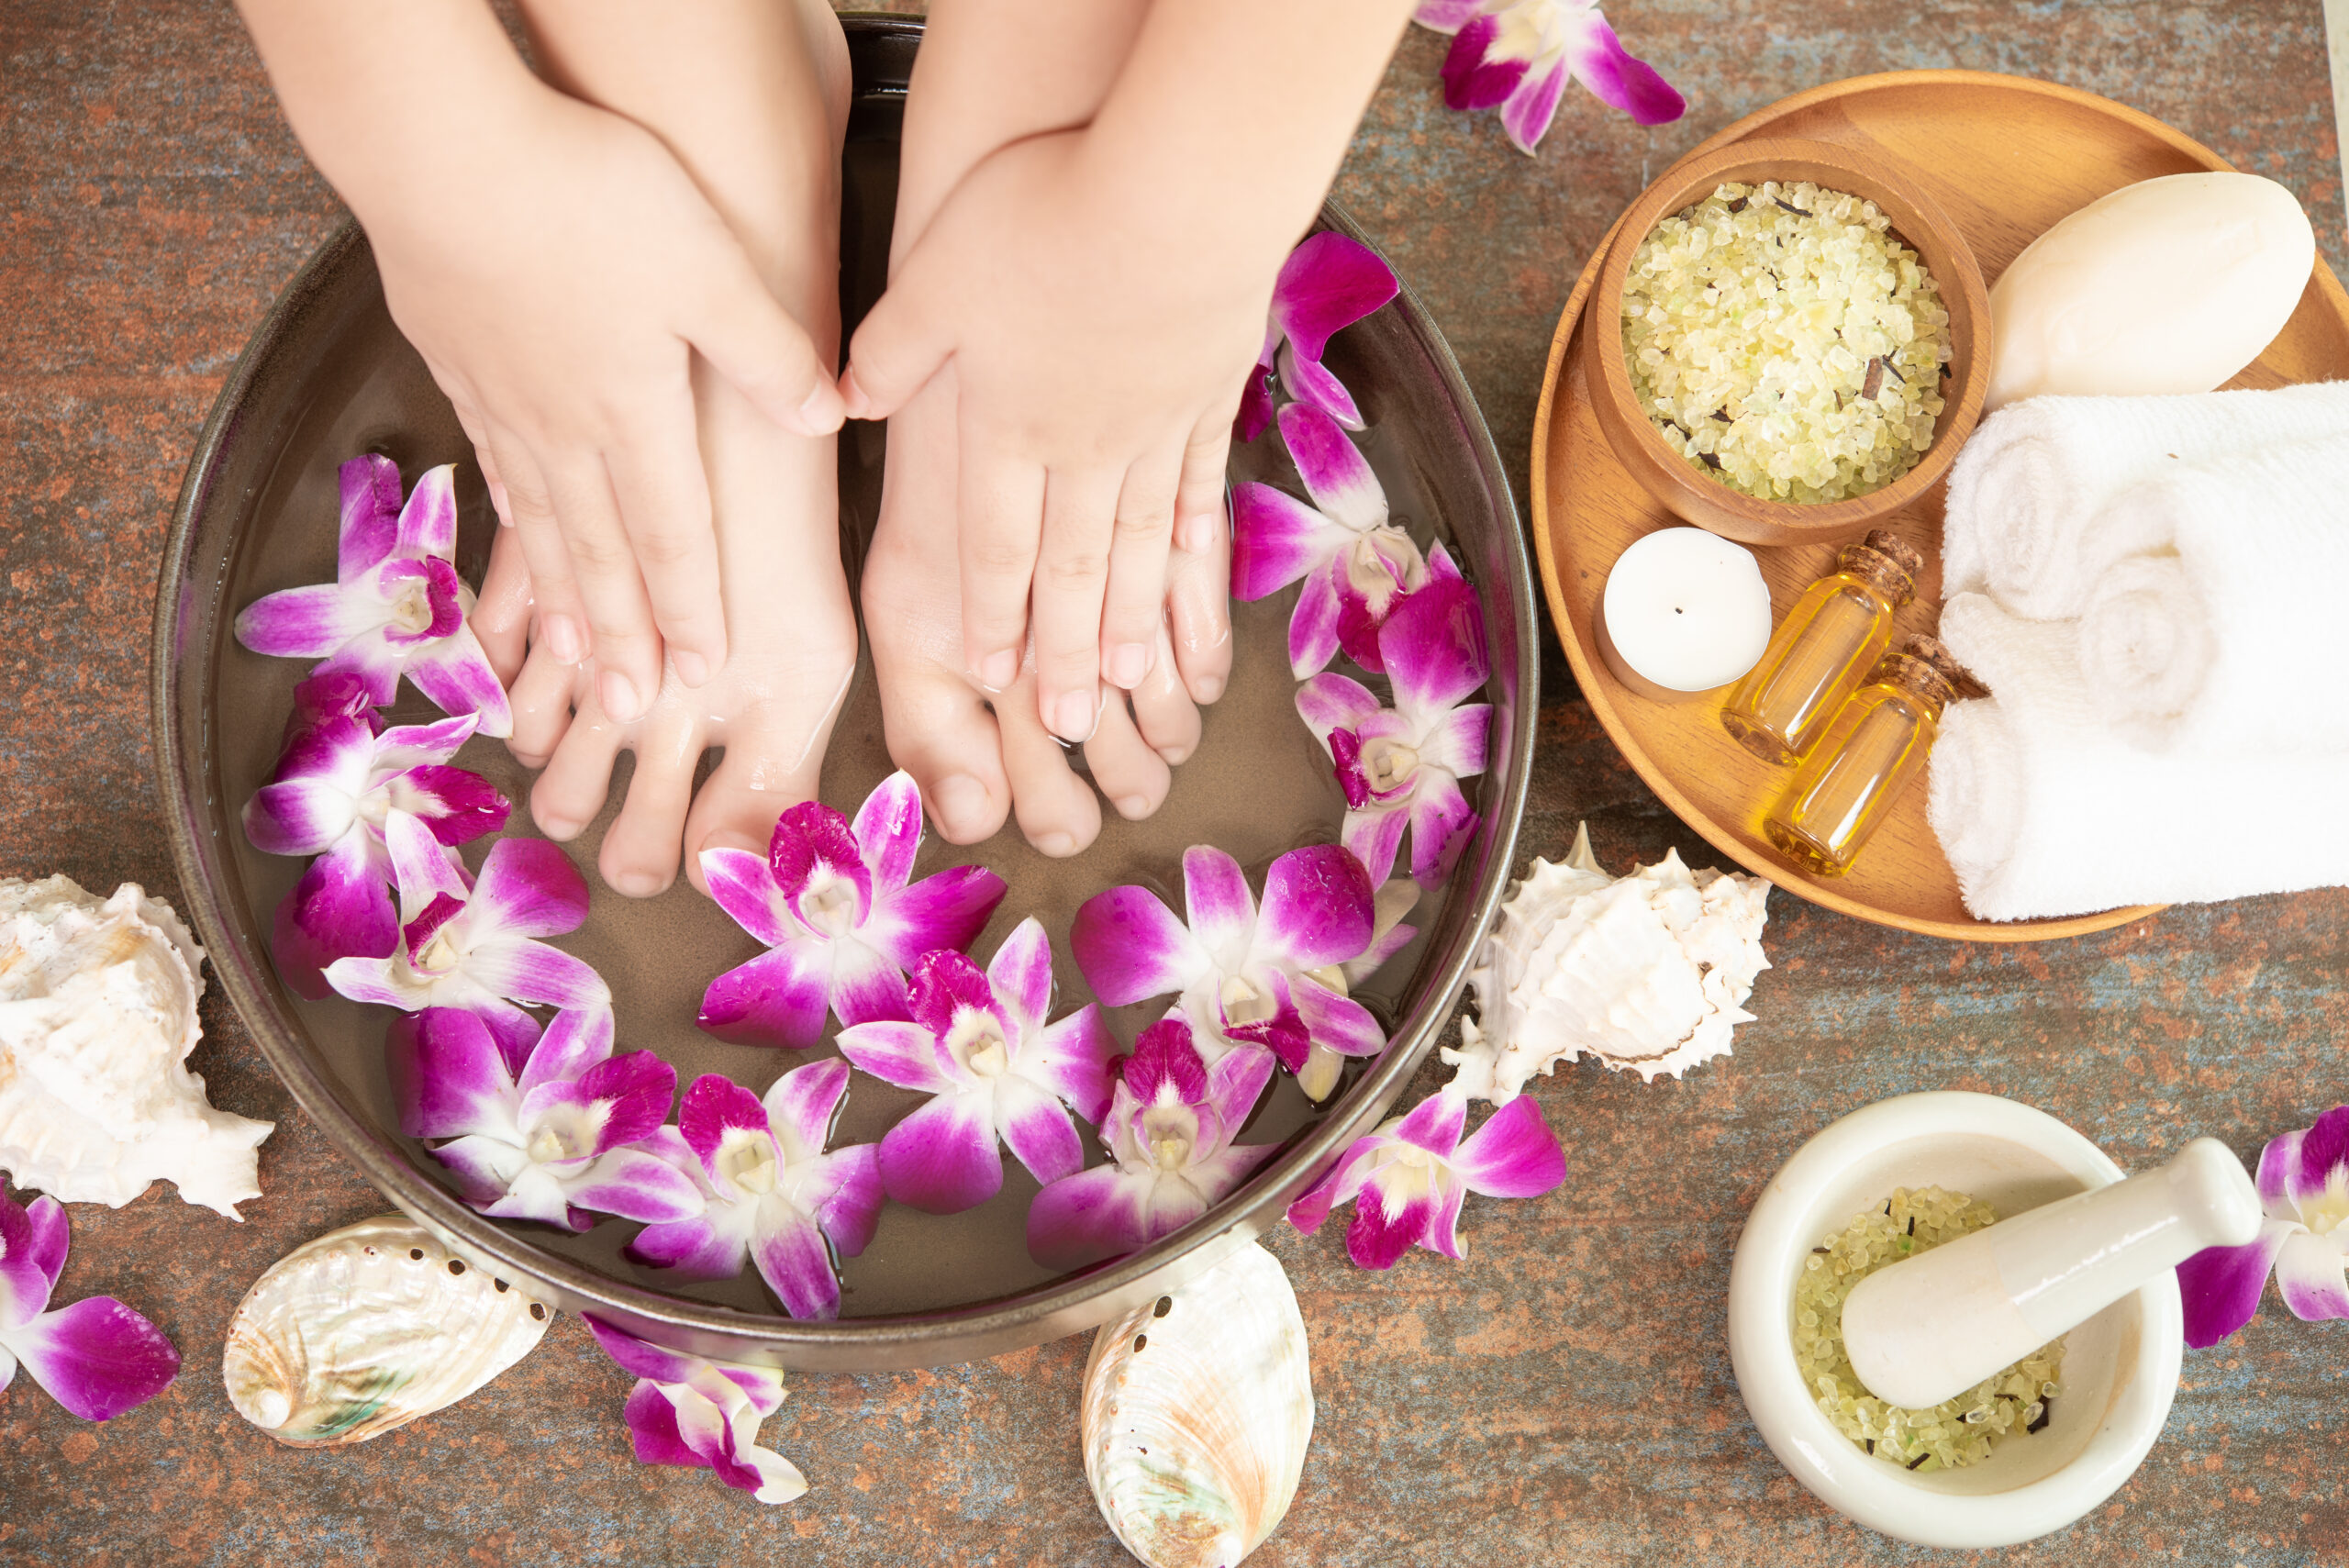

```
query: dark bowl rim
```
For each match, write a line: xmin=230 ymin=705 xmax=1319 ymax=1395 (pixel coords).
xmin=151 ymin=20 xmax=1536 ymax=1369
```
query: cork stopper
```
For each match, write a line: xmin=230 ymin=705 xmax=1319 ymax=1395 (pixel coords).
xmin=1865 ymin=633 xmax=1968 ymax=712
xmin=1836 ymin=528 xmax=1925 ymax=608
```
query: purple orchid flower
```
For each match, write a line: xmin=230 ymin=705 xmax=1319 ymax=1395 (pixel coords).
xmin=1297 ymin=546 xmax=1492 ymax=889
xmin=584 ymin=1315 xmax=806 ymax=1505
xmin=1286 ymin=1088 xmax=1567 ymax=1268
xmin=2177 ymin=1106 xmax=2349 ymax=1348
xmin=1026 ymin=1015 xmax=1281 ymax=1273
xmin=386 ymin=1006 xmax=703 ymax=1232
xmin=278 ymin=669 xmax=384 ymax=751
xmin=1073 ymin=843 xmax=1385 ymax=1076
xmin=250 ymin=710 xmax=509 ymax=1002
xmin=234 ymin=455 xmax=512 ymax=737
xmin=1296 ymin=877 xmax=1423 ymax=1102
xmin=698 ymin=771 xmax=1008 ymax=1050
xmin=1415 ymin=0 xmax=1685 ymax=154
xmin=625 ymin=1064 xmax=884 ymax=1322
xmin=1233 ymin=403 xmax=1428 ymax=679
xmin=835 ymin=918 xmax=1118 ymax=1215
xmin=325 ymin=813 xmax=609 ymax=1072
xmin=0 ymin=1192 xmax=180 ymax=1421
xmin=1235 ymin=231 xmax=1401 ymax=443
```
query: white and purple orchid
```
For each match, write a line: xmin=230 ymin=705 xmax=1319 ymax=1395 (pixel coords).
xmin=1026 ymin=1015 xmax=1280 ymax=1273
xmin=625 ymin=1064 xmax=884 ymax=1321
xmin=2177 ymin=1106 xmax=2349 ymax=1348
xmin=1236 ymin=232 xmax=1401 ymax=443
xmin=387 ymin=1006 xmax=704 ymax=1232
xmin=250 ymin=710 xmax=508 ymax=1001
xmin=0 ymin=1192 xmax=180 ymax=1421
xmin=1415 ymin=0 xmax=1685 ymax=154
xmin=699 ymin=772 xmax=1008 ymax=1050
xmin=234 ymin=455 xmax=512 ymax=737
xmin=1297 ymin=547 xmax=1492 ymax=889
xmin=835 ymin=918 xmax=1118 ymax=1215
xmin=584 ymin=1315 xmax=807 ymax=1505
xmin=325 ymin=814 xmax=609 ymax=1072
xmin=1074 ymin=843 xmax=1386 ymax=1076
xmin=1286 ymin=1088 xmax=1567 ymax=1269
xmin=1233 ymin=403 xmax=1429 ymax=679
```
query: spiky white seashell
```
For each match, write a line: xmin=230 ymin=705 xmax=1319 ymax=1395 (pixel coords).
xmin=1443 ymin=823 xmax=1770 ymax=1097
xmin=1083 ymin=1243 xmax=1314 ymax=1568
xmin=0 ymin=874 xmax=273 ymax=1217
xmin=223 ymin=1214 xmax=553 ymax=1446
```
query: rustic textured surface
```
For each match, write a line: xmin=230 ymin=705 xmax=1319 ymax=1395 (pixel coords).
xmin=2 ymin=2 xmax=2343 ymax=1564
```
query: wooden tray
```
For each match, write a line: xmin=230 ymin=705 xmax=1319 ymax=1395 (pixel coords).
xmin=1532 ymin=71 xmax=2349 ymax=942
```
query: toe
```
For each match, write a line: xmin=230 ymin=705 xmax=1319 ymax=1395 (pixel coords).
xmin=879 ymin=673 xmax=1013 ymax=846
xmin=1166 ymin=511 xmax=1234 ymax=706
xmin=1082 ymin=693 xmax=1172 ymax=823
xmin=600 ymin=715 xmax=702 ymax=898
xmin=1128 ymin=623 xmax=1202 ymax=766
xmin=508 ymin=643 xmax=584 ymax=769
xmin=996 ymin=677 xmax=1101 ymax=858
xmin=532 ymin=703 xmax=627 ymax=843
xmin=682 ymin=716 xmax=825 ymax=897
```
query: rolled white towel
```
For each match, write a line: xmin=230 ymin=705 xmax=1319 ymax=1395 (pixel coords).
xmin=1930 ymin=593 xmax=2349 ymax=920
xmin=2077 ymin=444 xmax=2349 ymax=752
xmin=1942 ymin=382 xmax=2349 ymax=620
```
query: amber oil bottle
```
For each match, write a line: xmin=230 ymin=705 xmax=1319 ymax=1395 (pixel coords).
xmin=1719 ymin=529 xmax=1924 ymax=766
xmin=1765 ymin=636 xmax=1965 ymax=878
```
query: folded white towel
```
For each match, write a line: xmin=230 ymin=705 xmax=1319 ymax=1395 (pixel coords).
xmin=2076 ymin=440 xmax=2349 ymax=752
xmin=1930 ymin=592 xmax=2349 ymax=920
xmin=1942 ymin=382 xmax=2349 ymax=620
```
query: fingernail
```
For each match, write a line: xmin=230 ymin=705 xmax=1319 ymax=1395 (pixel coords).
xmin=932 ymin=773 xmax=988 ymax=830
xmin=1050 ymin=689 xmax=1097 ymax=742
xmin=674 ymin=650 xmax=711 ymax=687
xmin=798 ymin=383 xmax=843 ymax=433
xmin=1035 ymin=831 xmax=1076 ymax=858
xmin=489 ymin=481 xmax=514 ymax=527
xmin=544 ymin=614 xmax=586 ymax=664
xmin=600 ymin=669 xmax=643 ymax=722
xmin=1105 ymin=642 xmax=1152 ymax=688
xmin=976 ymin=649 xmax=1019 ymax=691
xmin=1115 ymin=795 xmax=1150 ymax=820
xmin=1192 ymin=673 xmax=1225 ymax=705
xmin=839 ymin=367 xmax=868 ymax=419
xmin=539 ymin=814 xmax=582 ymax=840
xmin=1179 ymin=510 xmax=1220 ymax=555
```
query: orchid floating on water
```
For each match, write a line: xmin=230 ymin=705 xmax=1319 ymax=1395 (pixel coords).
xmin=585 ymin=1314 xmax=807 ymax=1505
xmin=835 ymin=918 xmax=1118 ymax=1215
xmin=235 ymin=455 xmax=512 ymax=737
xmin=1027 ymin=1015 xmax=1280 ymax=1273
xmin=324 ymin=814 xmax=609 ymax=1072
xmin=388 ymin=1006 xmax=702 ymax=1233
xmin=1286 ymin=1087 xmax=1566 ymax=1269
xmin=1297 ymin=546 xmax=1492 ymax=888
xmin=0 ymin=1191 xmax=180 ymax=1420
xmin=1414 ymin=0 xmax=1685 ymax=154
xmin=699 ymin=771 xmax=1007 ymax=1050
xmin=249 ymin=710 xmax=508 ymax=1001
xmin=1236 ymin=231 xmax=1401 ymax=443
xmin=625 ymin=1063 xmax=883 ymax=1322
xmin=1074 ymin=843 xmax=1386 ymax=1076
xmin=1234 ymin=403 xmax=1428 ymax=679
xmin=2177 ymin=1106 xmax=2349 ymax=1348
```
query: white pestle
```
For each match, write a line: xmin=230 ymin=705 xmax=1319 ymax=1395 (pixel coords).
xmin=1841 ymin=1138 xmax=2262 ymax=1411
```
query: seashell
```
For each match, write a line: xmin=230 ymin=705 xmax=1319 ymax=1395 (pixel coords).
xmin=223 ymin=1214 xmax=552 ymax=1446
xmin=0 ymin=874 xmax=273 ymax=1217
xmin=1082 ymin=1242 xmax=1313 ymax=1568
xmin=1444 ymin=822 xmax=1771 ymax=1096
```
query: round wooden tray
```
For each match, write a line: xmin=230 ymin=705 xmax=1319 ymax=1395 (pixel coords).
xmin=1532 ymin=70 xmax=2349 ymax=942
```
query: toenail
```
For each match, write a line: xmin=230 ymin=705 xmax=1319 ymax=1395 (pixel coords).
xmin=612 ymin=870 xmax=669 ymax=897
xmin=931 ymin=773 xmax=989 ymax=828
xmin=539 ymin=815 xmax=583 ymax=840
xmin=1156 ymin=745 xmax=1189 ymax=767
xmin=1035 ymin=831 xmax=1077 ymax=858
xmin=1191 ymin=673 xmax=1226 ymax=705
xmin=700 ymin=829 xmax=763 ymax=858
xmin=600 ymin=670 xmax=643 ymax=722
xmin=544 ymin=614 xmax=586 ymax=664
xmin=673 ymin=650 xmax=710 ymax=687
xmin=1106 ymin=642 xmax=1151 ymax=688
xmin=1115 ymin=795 xmax=1151 ymax=820
xmin=1049 ymin=689 xmax=1097 ymax=741
xmin=976 ymin=649 xmax=1019 ymax=691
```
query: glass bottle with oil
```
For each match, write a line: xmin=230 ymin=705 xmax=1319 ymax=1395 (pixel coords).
xmin=1720 ymin=528 xmax=1924 ymax=765
xmin=1765 ymin=636 xmax=1965 ymax=878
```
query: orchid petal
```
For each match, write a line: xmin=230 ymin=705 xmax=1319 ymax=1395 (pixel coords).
xmin=622 ymin=1379 xmax=706 ymax=1467
xmin=1291 ymin=976 xmax=1388 ymax=1058
xmin=1026 ymin=1166 xmax=1157 ymax=1273
xmin=2274 ymin=1230 xmax=2349 ymax=1322
xmin=907 ymin=950 xmax=996 ymax=1041
xmin=5 ymin=1297 xmax=180 ymax=1420
xmin=767 ymin=801 xmax=871 ymax=923
xmin=473 ymin=997 xmax=548 ymax=1079
xmin=1440 ymin=17 xmax=1527 ymax=111
xmin=2257 ymin=1128 xmax=2300 ymax=1208
xmin=762 ymin=1059 xmax=852 ymax=1159
xmin=312 ymin=628 xmax=405 ymax=706
xmin=625 ymin=1212 xmax=750 ymax=1281
xmin=0 ymin=1196 xmax=54 ymax=1326
xmin=1412 ymin=0 xmax=1483 ymax=33
xmin=1205 ymin=1040 xmax=1278 ymax=1131
xmin=808 ymin=1143 xmax=885 ymax=1259
xmin=1408 ymin=776 xmax=1480 ymax=889
xmin=2285 ymin=1107 xmax=2349 ymax=1211
xmin=1276 ymin=404 xmax=1386 ymax=533
xmin=1422 ymin=703 xmax=1493 ymax=779
xmin=1280 ymin=344 xmax=1368 ymax=432
xmin=751 ymin=1211 xmax=843 ymax=1320
xmin=835 ymin=1020 xmax=958 ymax=1094
xmin=384 ymin=808 xmax=468 ymax=916
xmin=425 ymin=1134 xmax=529 ymax=1209
xmin=1127 ymin=1018 xmax=1211 ymax=1106
xmin=584 ymin=1313 xmax=705 ymax=1386
xmin=1560 ymin=12 xmax=1686 ymax=128
xmin=1286 ymin=1134 xmax=1382 ymax=1236
xmin=1181 ymin=847 xmax=1258 ymax=963
xmin=1295 ymin=673 xmax=1384 ymax=747
xmin=471 ymin=838 xmax=590 ymax=938
xmin=1383 ymin=564 xmax=1488 ymax=715
xmin=1230 ymin=484 xmax=1344 ymax=601
xmin=829 ymin=937 xmax=913 ymax=1029
xmin=1498 ymin=61 xmax=1569 ymax=154
xmin=700 ymin=848 xmax=795 ymax=948
xmin=1453 ymin=1095 xmax=1569 ymax=1196
xmin=878 ymin=1092 xmax=1004 ymax=1215
xmin=22 ymin=1198 xmax=69 ymax=1302
xmin=1341 ymin=805 xmax=1411 ymax=889
xmin=1288 ymin=562 xmax=1345 ymax=679
xmin=1234 ymin=364 xmax=1278 ymax=445
xmin=273 ymin=831 xmax=395 ymax=999
xmin=517 ymin=1006 xmax=618 ymax=1095
xmin=567 ymin=1051 xmax=679 ymax=1154
xmin=699 ymin=942 xmax=831 ymax=1049
xmin=1256 ymin=844 xmax=1376 ymax=969
xmin=2180 ymin=1220 xmax=2299 ymax=1347
xmin=1073 ymin=885 xmax=1208 ymax=1005
xmin=1396 ymin=1090 xmax=1470 ymax=1157
xmin=1023 ymin=1006 xmax=1119 ymax=1125
xmin=466 ymin=938 xmax=610 ymax=1013
xmin=565 ymin=1148 xmax=707 ymax=1224
xmin=1270 ymin=230 xmax=1399 ymax=367
xmin=397 ymin=767 xmax=510 ymax=845
xmin=243 ymin=776 xmax=359 ymax=858
xmin=679 ymin=1074 xmax=774 ymax=1173
xmin=386 ymin=1007 xmax=515 ymax=1141
xmin=862 ymin=866 xmax=1008 ymax=971
xmin=393 ymin=463 xmax=460 ymax=557
xmin=1347 ymin=1180 xmax=1440 ymax=1269
xmin=996 ymin=1077 xmax=1085 ymax=1187
xmin=405 ymin=633 xmax=516 ymax=739
xmin=852 ymin=770 xmax=926 ymax=895
xmin=338 ymin=453 xmax=405 ymax=580
xmin=234 ymin=584 xmax=382 ymax=660
xmin=986 ymin=917 xmax=1056 ymax=1035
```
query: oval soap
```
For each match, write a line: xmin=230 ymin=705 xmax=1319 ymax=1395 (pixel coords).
xmin=1985 ymin=172 xmax=2315 ymax=410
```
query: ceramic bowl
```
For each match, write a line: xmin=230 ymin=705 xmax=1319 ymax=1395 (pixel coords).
xmin=1588 ymin=136 xmax=1992 ymax=547
xmin=150 ymin=17 xmax=1536 ymax=1371
xmin=1726 ymin=1091 xmax=2182 ymax=1549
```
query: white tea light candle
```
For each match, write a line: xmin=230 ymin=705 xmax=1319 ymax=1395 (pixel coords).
xmin=1598 ymin=527 xmax=1774 ymax=701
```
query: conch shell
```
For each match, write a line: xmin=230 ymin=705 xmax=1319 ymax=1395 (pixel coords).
xmin=1445 ymin=823 xmax=1770 ymax=1095
xmin=223 ymin=1214 xmax=552 ymax=1446
xmin=0 ymin=874 xmax=273 ymax=1217
xmin=1082 ymin=1242 xmax=1314 ymax=1568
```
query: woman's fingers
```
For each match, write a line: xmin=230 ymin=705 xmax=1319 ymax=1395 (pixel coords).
xmin=485 ymin=429 xmax=591 ymax=668
xmin=471 ymin=522 xmax=535 ymax=689
xmin=540 ymin=450 xmax=663 ymax=724
xmin=1165 ymin=486 xmax=1234 ymax=707
xmin=683 ymin=241 xmax=846 ymax=437
xmin=604 ymin=388 xmax=725 ymax=688
xmin=838 ymin=259 xmax=952 ymax=423
xmin=1097 ymin=445 xmax=1179 ymax=691
xmin=954 ymin=433 xmax=1047 ymax=693
xmin=1030 ymin=462 xmax=1123 ymax=741
xmin=1174 ymin=400 xmax=1238 ymax=557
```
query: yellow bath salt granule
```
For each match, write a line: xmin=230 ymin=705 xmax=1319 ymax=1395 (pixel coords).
xmin=1790 ymin=1185 xmax=2065 ymax=1473
xmin=1622 ymin=180 xmax=1952 ymax=503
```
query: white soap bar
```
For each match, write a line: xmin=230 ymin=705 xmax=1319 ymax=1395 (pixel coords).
xmin=1986 ymin=172 xmax=2316 ymax=411
xmin=1598 ymin=527 xmax=1773 ymax=701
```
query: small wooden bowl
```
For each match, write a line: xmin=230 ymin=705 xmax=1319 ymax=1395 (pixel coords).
xmin=1589 ymin=136 xmax=1992 ymax=547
